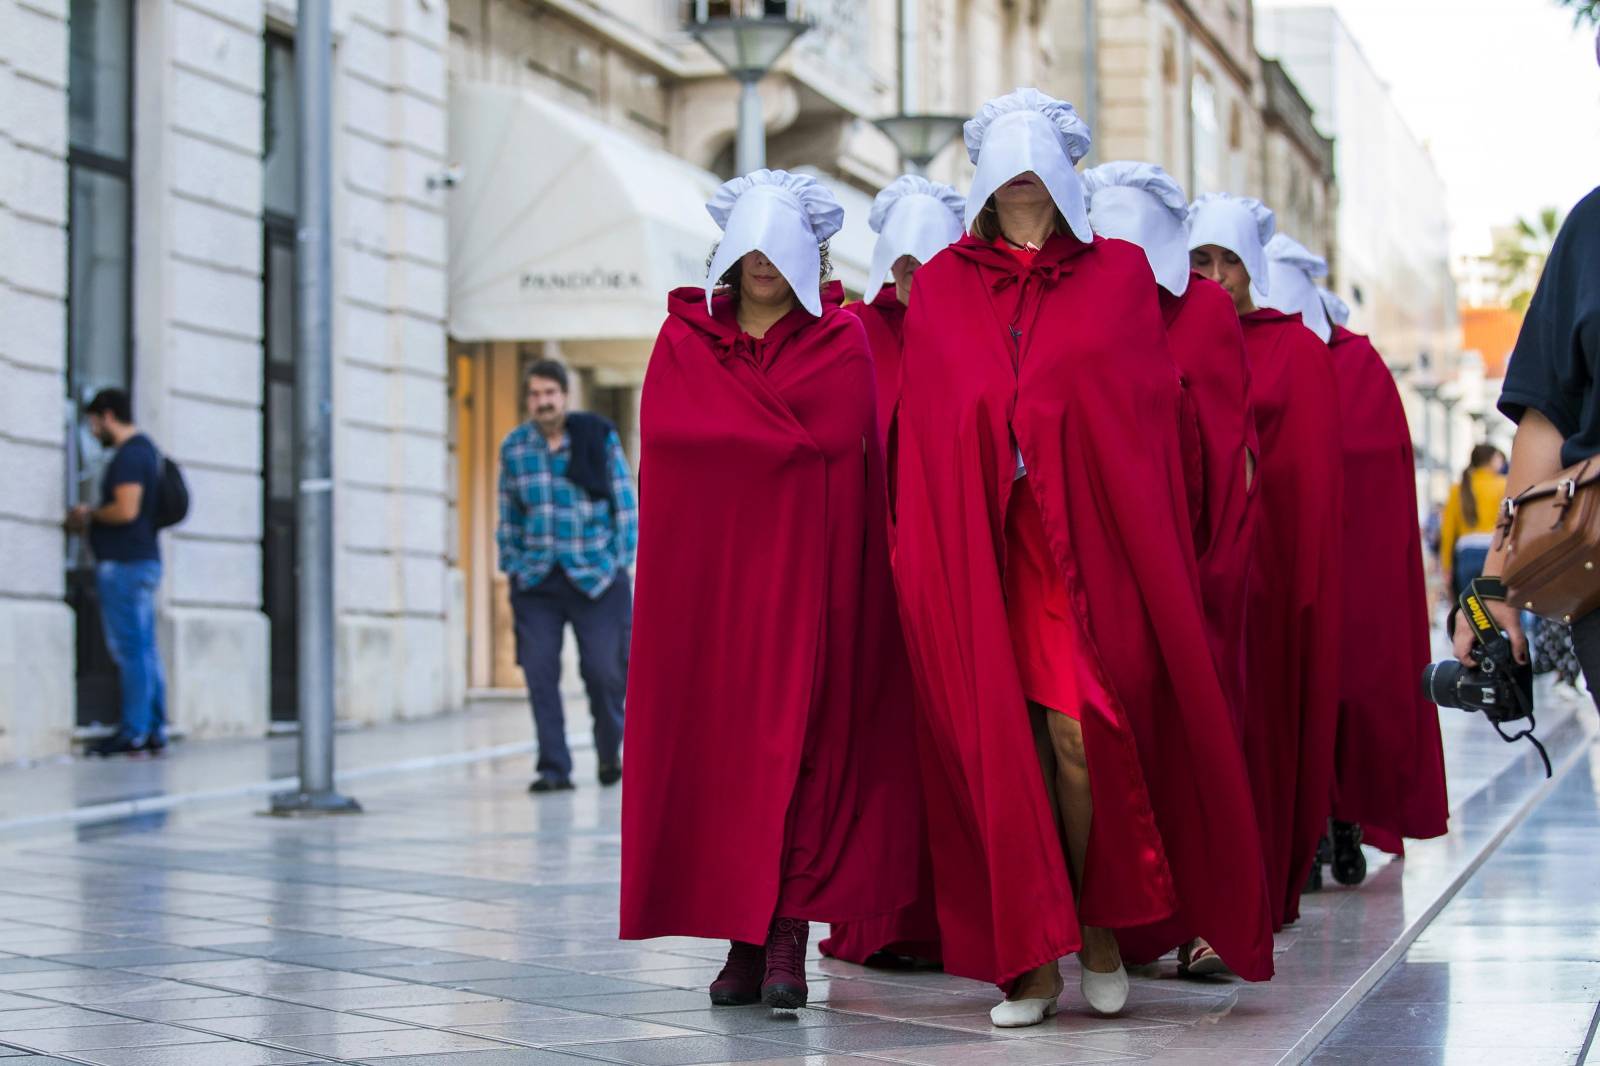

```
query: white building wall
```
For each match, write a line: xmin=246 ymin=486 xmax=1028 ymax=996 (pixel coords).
xmin=0 ymin=0 xmax=76 ymax=762
xmin=333 ymin=0 xmax=461 ymax=722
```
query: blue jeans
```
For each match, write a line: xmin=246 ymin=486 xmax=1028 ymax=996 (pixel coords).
xmin=510 ymin=568 xmax=630 ymax=780
xmin=96 ymin=559 xmax=168 ymax=745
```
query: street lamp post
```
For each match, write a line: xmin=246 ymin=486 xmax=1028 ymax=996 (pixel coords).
xmin=688 ymin=13 xmax=811 ymax=175
xmin=872 ymin=114 xmax=967 ymax=176
xmin=1413 ymin=379 xmax=1442 ymax=507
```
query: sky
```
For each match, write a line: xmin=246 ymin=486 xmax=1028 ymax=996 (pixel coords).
xmin=1263 ymin=0 xmax=1600 ymax=256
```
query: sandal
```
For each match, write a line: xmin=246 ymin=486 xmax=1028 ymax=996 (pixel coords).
xmin=1177 ymin=938 xmax=1230 ymax=978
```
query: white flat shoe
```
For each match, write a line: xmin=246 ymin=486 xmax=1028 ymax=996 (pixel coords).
xmin=1080 ymin=962 xmax=1129 ymax=1015
xmin=990 ymin=995 xmax=1060 ymax=1027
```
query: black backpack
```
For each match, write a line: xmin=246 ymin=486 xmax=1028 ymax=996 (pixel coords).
xmin=154 ymin=451 xmax=190 ymax=529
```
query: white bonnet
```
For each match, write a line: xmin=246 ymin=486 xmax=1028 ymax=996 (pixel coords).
xmin=706 ymin=168 xmax=844 ymax=243
xmin=963 ymin=88 xmax=1092 ymax=165
xmin=869 ymin=175 xmax=964 ymax=234
xmin=1082 ymin=161 xmax=1188 ymax=219
xmin=1319 ymin=287 xmax=1351 ymax=327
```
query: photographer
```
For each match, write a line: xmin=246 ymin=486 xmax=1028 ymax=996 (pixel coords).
xmin=1456 ymin=184 xmax=1600 ymax=705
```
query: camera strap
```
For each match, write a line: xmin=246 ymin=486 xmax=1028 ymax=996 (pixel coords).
xmin=1463 ymin=578 xmax=1552 ymax=778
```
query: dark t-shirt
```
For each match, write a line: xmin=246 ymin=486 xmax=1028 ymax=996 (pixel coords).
xmin=90 ymin=433 xmax=162 ymax=563
xmin=1499 ymin=185 xmax=1600 ymax=468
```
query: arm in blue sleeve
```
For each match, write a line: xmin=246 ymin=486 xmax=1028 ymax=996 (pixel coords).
xmin=607 ymin=431 xmax=639 ymax=568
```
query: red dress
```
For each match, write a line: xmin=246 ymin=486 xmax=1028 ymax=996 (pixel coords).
xmin=1327 ymin=324 xmax=1447 ymax=854
xmin=894 ymin=232 xmax=1274 ymax=987
xmin=1238 ymin=307 xmax=1344 ymax=929
xmin=620 ymin=286 xmax=920 ymax=944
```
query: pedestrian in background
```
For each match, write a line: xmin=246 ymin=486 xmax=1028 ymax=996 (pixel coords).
xmin=496 ymin=359 xmax=637 ymax=793
xmin=621 ymin=170 xmax=919 ymax=1013
xmin=65 ymin=389 xmax=169 ymax=757
xmin=1439 ymin=444 xmax=1508 ymax=598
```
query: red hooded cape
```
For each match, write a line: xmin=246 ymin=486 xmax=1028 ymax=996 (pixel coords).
xmin=1162 ymin=275 xmax=1258 ymax=720
xmin=1238 ymin=308 xmax=1344 ymax=929
xmin=894 ymin=233 xmax=1274 ymax=988
xmin=620 ymin=283 xmax=920 ymax=943
xmin=845 ymin=285 xmax=906 ymax=453
xmin=1327 ymin=325 xmax=1447 ymax=853
xmin=819 ymin=282 xmax=942 ymax=967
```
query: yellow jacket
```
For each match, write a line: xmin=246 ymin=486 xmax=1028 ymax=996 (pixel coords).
xmin=1440 ymin=467 xmax=1507 ymax=575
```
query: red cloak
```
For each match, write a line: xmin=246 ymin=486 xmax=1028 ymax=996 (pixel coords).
xmin=819 ymin=282 xmax=942 ymax=967
xmin=619 ymin=286 xmax=920 ymax=943
xmin=1238 ymin=308 xmax=1344 ymax=929
xmin=1327 ymin=325 xmax=1447 ymax=854
xmin=1162 ymin=275 xmax=1258 ymax=720
xmin=894 ymin=233 xmax=1275 ymax=988
xmin=845 ymin=285 xmax=906 ymax=453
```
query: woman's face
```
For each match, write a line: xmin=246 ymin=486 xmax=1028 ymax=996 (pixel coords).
xmin=992 ymin=171 xmax=1051 ymax=208
xmin=891 ymin=254 xmax=921 ymax=305
xmin=739 ymin=251 xmax=794 ymax=308
xmin=1190 ymin=244 xmax=1255 ymax=313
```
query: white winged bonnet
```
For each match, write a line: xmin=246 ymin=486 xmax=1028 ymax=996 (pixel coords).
xmin=705 ymin=169 xmax=845 ymax=318
xmin=963 ymin=88 xmax=1094 ymax=243
xmin=865 ymin=175 xmax=965 ymax=298
xmin=1186 ymin=193 xmax=1276 ymax=296
xmin=1082 ymin=161 xmax=1192 ymax=296
xmin=1254 ymin=233 xmax=1332 ymax=342
xmin=1319 ymin=287 xmax=1351 ymax=328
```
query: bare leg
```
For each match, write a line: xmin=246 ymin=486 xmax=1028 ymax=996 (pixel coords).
xmin=1046 ymin=709 xmax=1122 ymax=974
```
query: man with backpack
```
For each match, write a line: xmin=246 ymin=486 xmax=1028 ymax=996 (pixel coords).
xmin=65 ymin=388 xmax=182 ymax=756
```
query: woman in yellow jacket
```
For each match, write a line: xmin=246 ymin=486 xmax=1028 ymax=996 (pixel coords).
xmin=1439 ymin=444 xmax=1507 ymax=598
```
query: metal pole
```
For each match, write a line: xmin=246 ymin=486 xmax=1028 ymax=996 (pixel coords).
xmin=736 ymin=77 xmax=764 ymax=174
xmin=272 ymin=0 xmax=359 ymax=815
xmin=1083 ymin=0 xmax=1099 ymax=162
xmin=898 ymin=0 xmax=916 ymax=114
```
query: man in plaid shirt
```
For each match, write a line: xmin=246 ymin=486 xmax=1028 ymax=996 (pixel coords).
xmin=498 ymin=359 xmax=639 ymax=793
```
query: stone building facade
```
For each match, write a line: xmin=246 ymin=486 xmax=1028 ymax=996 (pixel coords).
xmin=0 ymin=0 xmax=462 ymax=761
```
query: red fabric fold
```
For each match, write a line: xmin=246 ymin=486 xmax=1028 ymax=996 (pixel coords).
xmin=1238 ymin=308 xmax=1344 ymax=929
xmin=893 ymin=233 xmax=1275 ymax=987
xmin=1328 ymin=324 xmax=1448 ymax=853
xmin=620 ymin=285 xmax=920 ymax=943
xmin=821 ymin=282 xmax=943 ymax=967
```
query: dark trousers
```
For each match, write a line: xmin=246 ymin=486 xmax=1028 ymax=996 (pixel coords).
xmin=510 ymin=568 xmax=630 ymax=780
xmin=1569 ymin=611 xmax=1600 ymax=713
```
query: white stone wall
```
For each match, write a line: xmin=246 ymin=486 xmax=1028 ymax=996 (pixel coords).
xmin=0 ymin=0 xmax=76 ymax=762
xmin=333 ymin=0 xmax=460 ymax=722
xmin=151 ymin=0 xmax=272 ymax=738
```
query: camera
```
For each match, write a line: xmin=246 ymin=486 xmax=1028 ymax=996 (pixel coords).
xmin=1422 ymin=576 xmax=1548 ymax=776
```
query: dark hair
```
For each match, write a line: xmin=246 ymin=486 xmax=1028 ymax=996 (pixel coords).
xmin=525 ymin=359 xmax=569 ymax=394
xmin=970 ymin=195 xmax=1069 ymax=243
xmin=86 ymin=388 xmax=133 ymax=423
xmin=705 ymin=242 xmax=833 ymax=301
xmin=1459 ymin=443 xmax=1504 ymax=527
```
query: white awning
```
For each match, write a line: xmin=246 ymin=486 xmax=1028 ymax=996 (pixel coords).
xmin=447 ymin=83 xmax=723 ymax=342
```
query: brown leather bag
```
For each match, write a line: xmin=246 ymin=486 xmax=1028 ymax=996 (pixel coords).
xmin=1498 ymin=456 xmax=1600 ymax=623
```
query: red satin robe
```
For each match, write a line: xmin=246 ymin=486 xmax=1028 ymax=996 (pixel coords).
xmin=1238 ymin=307 xmax=1344 ymax=929
xmin=819 ymin=283 xmax=943 ymax=967
xmin=619 ymin=285 xmax=920 ymax=943
xmin=1328 ymin=324 xmax=1447 ymax=854
xmin=894 ymin=233 xmax=1275 ymax=988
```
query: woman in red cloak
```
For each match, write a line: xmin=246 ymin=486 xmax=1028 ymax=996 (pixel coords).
xmin=1188 ymin=201 xmax=1343 ymax=931
xmin=1318 ymin=288 xmax=1448 ymax=871
xmin=895 ymin=89 xmax=1275 ymax=1029
xmin=820 ymin=174 xmax=964 ymax=971
xmin=619 ymin=169 xmax=919 ymax=1011
xmin=1082 ymin=161 xmax=1258 ymax=978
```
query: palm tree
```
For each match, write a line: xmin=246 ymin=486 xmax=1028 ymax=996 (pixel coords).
xmin=1491 ymin=207 xmax=1566 ymax=312
xmin=1554 ymin=0 xmax=1600 ymax=24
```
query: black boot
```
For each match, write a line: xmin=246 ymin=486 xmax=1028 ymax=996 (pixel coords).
xmin=1331 ymin=820 xmax=1367 ymax=885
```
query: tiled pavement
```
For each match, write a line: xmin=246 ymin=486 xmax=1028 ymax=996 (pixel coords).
xmin=0 ymin=685 xmax=1595 ymax=1066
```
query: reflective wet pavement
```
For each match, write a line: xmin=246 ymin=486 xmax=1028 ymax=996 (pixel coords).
xmin=0 ymin=688 xmax=1595 ymax=1066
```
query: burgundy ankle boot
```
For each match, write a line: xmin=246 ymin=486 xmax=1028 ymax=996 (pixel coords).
xmin=761 ymin=917 xmax=809 ymax=1009
xmin=709 ymin=940 xmax=765 ymax=1006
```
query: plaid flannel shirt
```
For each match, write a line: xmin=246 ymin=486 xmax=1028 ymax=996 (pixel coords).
xmin=496 ymin=421 xmax=639 ymax=599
